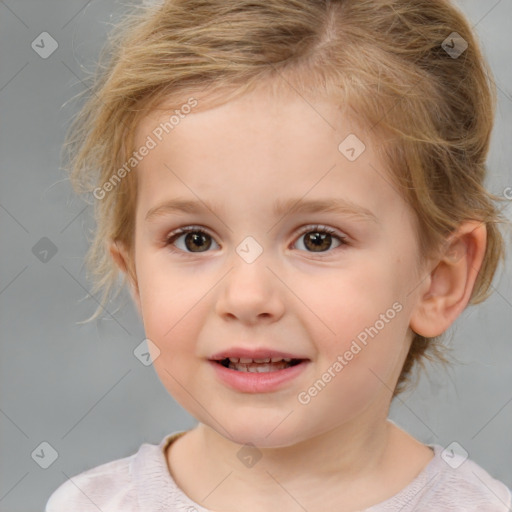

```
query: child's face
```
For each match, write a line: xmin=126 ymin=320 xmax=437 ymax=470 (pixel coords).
xmin=128 ymin=86 xmax=427 ymax=447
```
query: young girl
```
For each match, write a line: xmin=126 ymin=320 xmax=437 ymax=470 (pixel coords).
xmin=47 ymin=0 xmax=511 ymax=510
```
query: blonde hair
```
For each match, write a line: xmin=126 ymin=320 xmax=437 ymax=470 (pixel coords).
xmin=65 ymin=0 xmax=509 ymax=393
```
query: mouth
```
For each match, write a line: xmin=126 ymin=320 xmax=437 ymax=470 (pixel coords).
xmin=209 ymin=349 xmax=310 ymax=392
xmin=215 ymin=357 xmax=304 ymax=373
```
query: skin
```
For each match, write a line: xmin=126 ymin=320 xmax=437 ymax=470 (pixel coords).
xmin=112 ymin=83 xmax=487 ymax=511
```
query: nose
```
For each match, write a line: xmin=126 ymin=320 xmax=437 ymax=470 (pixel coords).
xmin=215 ymin=256 xmax=285 ymax=326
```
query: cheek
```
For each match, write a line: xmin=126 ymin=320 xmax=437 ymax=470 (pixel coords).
xmin=135 ymin=262 xmax=196 ymax=355
xmin=143 ymin=288 xmax=208 ymax=408
xmin=296 ymin=255 xmax=411 ymax=380
xmin=141 ymin=291 xmax=202 ymax=356
xmin=299 ymin=259 xmax=403 ymax=335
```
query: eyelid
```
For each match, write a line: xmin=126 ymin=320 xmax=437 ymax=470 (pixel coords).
xmin=294 ymin=224 xmax=347 ymax=240
xmin=165 ymin=224 xmax=213 ymax=242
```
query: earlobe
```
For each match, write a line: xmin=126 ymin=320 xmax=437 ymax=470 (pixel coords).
xmin=109 ymin=240 xmax=142 ymax=313
xmin=409 ymin=221 xmax=487 ymax=338
xmin=110 ymin=240 xmax=129 ymax=274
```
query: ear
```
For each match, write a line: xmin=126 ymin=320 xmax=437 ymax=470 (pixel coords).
xmin=109 ymin=240 xmax=141 ymax=314
xmin=409 ymin=221 xmax=487 ymax=338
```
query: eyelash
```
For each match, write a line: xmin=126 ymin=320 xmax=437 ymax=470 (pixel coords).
xmin=164 ymin=224 xmax=349 ymax=257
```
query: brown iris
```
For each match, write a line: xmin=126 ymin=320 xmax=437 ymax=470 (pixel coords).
xmin=184 ymin=232 xmax=212 ymax=252
xmin=303 ymin=231 xmax=332 ymax=252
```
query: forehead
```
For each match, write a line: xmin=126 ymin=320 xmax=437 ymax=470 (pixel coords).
xmin=132 ymin=87 xmax=403 ymax=222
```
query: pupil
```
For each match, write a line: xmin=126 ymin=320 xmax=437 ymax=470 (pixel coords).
xmin=185 ymin=232 xmax=211 ymax=252
xmin=306 ymin=232 xmax=331 ymax=252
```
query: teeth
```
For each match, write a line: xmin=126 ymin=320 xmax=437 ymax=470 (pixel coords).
xmin=228 ymin=361 xmax=292 ymax=372
xmin=252 ymin=365 xmax=275 ymax=373
xmin=226 ymin=357 xmax=293 ymax=364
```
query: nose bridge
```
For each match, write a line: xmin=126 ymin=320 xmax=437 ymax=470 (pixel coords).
xmin=215 ymin=239 xmax=285 ymax=322
xmin=228 ymin=250 xmax=270 ymax=292
xmin=228 ymin=241 xmax=272 ymax=297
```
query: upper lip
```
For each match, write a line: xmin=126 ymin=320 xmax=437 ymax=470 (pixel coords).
xmin=209 ymin=348 xmax=309 ymax=361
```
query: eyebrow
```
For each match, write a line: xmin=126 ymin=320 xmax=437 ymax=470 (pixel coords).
xmin=145 ymin=197 xmax=378 ymax=224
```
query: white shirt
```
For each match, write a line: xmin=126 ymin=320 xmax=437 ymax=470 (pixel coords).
xmin=46 ymin=431 xmax=512 ymax=511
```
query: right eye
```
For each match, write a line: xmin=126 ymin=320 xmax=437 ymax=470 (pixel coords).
xmin=165 ymin=226 xmax=220 ymax=254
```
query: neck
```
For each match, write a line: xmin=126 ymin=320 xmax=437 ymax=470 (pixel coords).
xmin=199 ymin=409 xmax=391 ymax=482
xmin=167 ymin=408 xmax=430 ymax=511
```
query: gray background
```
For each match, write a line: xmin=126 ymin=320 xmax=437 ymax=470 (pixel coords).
xmin=0 ymin=1 xmax=511 ymax=510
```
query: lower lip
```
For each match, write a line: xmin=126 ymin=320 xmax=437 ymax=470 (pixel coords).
xmin=209 ymin=360 xmax=309 ymax=393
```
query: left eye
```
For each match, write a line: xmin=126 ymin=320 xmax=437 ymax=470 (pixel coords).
xmin=293 ymin=226 xmax=347 ymax=253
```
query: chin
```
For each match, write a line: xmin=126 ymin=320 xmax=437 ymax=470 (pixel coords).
xmin=204 ymin=413 xmax=309 ymax=449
